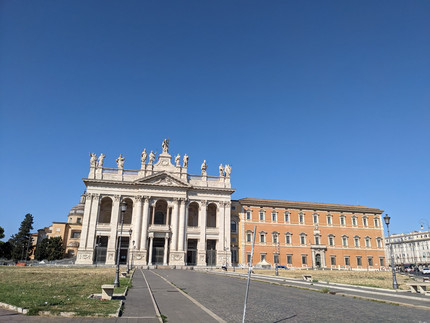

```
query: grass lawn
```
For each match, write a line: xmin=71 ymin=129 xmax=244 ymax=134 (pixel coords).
xmin=0 ymin=266 xmax=132 ymax=316
xmin=230 ymin=268 xmax=413 ymax=290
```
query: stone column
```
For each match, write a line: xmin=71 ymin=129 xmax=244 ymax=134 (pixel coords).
xmin=140 ymin=197 xmax=150 ymax=250
xmin=163 ymin=235 xmax=169 ymax=265
xmin=170 ymin=199 xmax=179 ymax=252
xmin=76 ymin=193 xmax=94 ymax=264
xmin=85 ymin=193 xmax=100 ymax=262
xmin=224 ymin=201 xmax=232 ymax=266
xmin=197 ymin=200 xmax=207 ymax=266
xmin=132 ymin=196 xmax=143 ymax=254
xmin=106 ymin=195 xmax=120 ymax=265
xmin=217 ymin=202 xmax=226 ymax=266
xmin=178 ymin=199 xmax=186 ymax=251
xmin=148 ymin=233 xmax=154 ymax=265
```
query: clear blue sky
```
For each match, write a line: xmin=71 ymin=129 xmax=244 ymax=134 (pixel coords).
xmin=1 ymin=0 xmax=429 ymax=239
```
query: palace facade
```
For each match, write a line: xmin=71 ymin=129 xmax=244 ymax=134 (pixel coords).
xmin=76 ymin=140 xmax=235 ymax=267
xmin=236 ymin=198 xmax=387 ymax=270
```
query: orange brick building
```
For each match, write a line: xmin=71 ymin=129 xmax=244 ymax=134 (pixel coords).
xmin=236 ymin=198 xmax=386 ymax=270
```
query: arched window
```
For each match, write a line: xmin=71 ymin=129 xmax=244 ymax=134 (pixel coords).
xmin=98 ymin=197 xmax=113 ymax=223
xmin=207 ymin=203 xmax=217 ymax=228
xmin=154 ymin=200 xmax=168 ymax=225
xmin=342 ymin=235 xmax=348 ymax=247
xmin=187 ymin=202 xmax=199 ymax=227
xmin=122 ymin=198 xmax=133 ymax=224
xmin=354 ymin=235 xmax=360 ymax=247
xmin=328 ymin=234 xmax=335 ymax=246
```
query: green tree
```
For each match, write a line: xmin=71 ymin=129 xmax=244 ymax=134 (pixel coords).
xmin=34 ymin=237 xmax=65 ymax=261
xmin=0 ymin=226 xmax=4 ymax=239
xmin=10 ymin=213 xmax=34 ymax=261
xmin=0 ymin=241 xmax=13 ymax=259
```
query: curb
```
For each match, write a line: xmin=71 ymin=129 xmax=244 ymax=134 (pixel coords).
xmin=0 ymin=301 xmax=28 ymax=315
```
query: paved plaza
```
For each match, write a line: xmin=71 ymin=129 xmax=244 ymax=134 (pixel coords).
xmin=1 ymin=269 xmax=429 ymax=322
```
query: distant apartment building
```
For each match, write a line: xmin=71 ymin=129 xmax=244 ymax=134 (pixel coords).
xmin=385 ymin=229 xmax=430 ymax=271
xmin=236 ymin=198 xmax=386 ymax=270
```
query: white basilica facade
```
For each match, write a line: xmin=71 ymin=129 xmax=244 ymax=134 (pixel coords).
xmin=76 ymin=140 xmax=234 ymax=267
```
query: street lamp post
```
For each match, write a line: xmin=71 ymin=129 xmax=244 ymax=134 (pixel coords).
xmin=114 ymin=200 xmax=127 ymax=287
xmin=127 ymin=229 xmax=132 ymax=274
xmin=275 ymin=239 xmax=280 ymax=276
xmin=384 ymin=214 xmax=399 ymax=290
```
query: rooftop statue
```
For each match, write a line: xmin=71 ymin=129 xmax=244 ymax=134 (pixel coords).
xmin=225 ymin=164 xmax=232 ymax=178
xmin=148 ymin=151 xmax=156 ymax=165
xmin=98 ymin=153 xmax=105 ymax=167
xmin=162 ymin=139 xmax=169 ymax=153
xmin=201 ymin=160 xmax=208 ymax=176
xmin=175 ymin=154 xmax=181 ymax=167
xmin=141 ymin=149 xmax=147 ymax=167
xmin=219 ymin=164 xmax=224 ymax=177
xmin=116 ymin=154 xmax=125 ymax=169
xmin=89 ymin=153 xmax=97 ymax=167
xmin=183 ymin=154 xmax=189 ymax=168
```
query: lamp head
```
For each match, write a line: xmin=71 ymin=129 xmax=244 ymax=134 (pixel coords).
xmin=120 ymin=201 xmax=127 ymax=212
xmin=383 ymin=214 xmax=390 ymax=226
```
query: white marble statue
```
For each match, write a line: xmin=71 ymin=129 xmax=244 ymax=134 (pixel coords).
xmin=183 ymin=154 xmax=189 ymax=168
xmin=201 ymin=160 xmax=208 ymax=176
xmin=175 ymin=154 xmax=181 ymax=167
xmin=219 ymin=164 xmax=224 ymax=177
xmin=116 ymin=154 xmax=125 ymax=169
xmin=162 ymin=139 xmax=169 ymax=153
xmin=141 ymin=149 xmax=147 ymax=167
xmin=98 ymin=153 xmax=105 ymax=167
xmin=225 ymin=164 xmax=232 ymax=178
xmin=148 ymin=151 xmax=156 ymax=165
xmin=89 ymin=153 xmax=97 ymax=167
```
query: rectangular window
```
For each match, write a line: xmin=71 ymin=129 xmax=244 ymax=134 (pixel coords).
xmin=300 ymin=235 xmax=306 ymax=245
xmin=379 ymin=257 xmax=385 ymax=267
xmin=352 ymin=217 xmax=357 ymax=226
xmin=340 ymin=216 xmax=345 ymax=226
xmin=363 ymin=217 xmax=368 ymax=227
xmin=247 ymin=254 xmax=251 ymax=264
xmin=299 ymin=214 xmax=304 ymax=223
xmin=285 ymin=213 xmax=290 ymax=222
xmin=365 ymin=238 xmax=370 ymax=247
xmin=71 ymin=232 xmax=81 ymax=239
xmin=301 ymin=254 xmax=307 ymax=265
xmin=374 ymin=218 xmax=379 ymax=227
xmin=246 ymin=211 xmax=251 ymax=220
xmin=313 ymin=214 xmax=318 ymax=224
xmin=330 ymin=255 xmax=336 ymax=266
xmin=260 ymin=254 xmax=266 ymax=262
xmin=246 ymin=233 xmax=252 ymax=242
xmin=285 ymin=234 xmax=291 ymax=244
xmin=377 ymin=239 xmax=382 ymax=248
xmin=287 ymin=254 xmax=293 ymax=265
xmin=274 ymin=254 xmax=279 ymax=264
xmin=368 ymin=257 xmax=373 ymax=266
xmin=327 ymin=216 xmax=332 ymax=225
xmin=77 ymin=218 xmax=82 ymax=223
xmin=329 ymin=236 xmax=334 ymax=246
xmin=344 ymin=256 xmax=350 ymax=266
xmin=354 ymin=238 xmax=360 ymax=247
xmin=342 ymin=237 xmax=348 ymax=247
xmin=315 ymin=236 xmax=320 ymax=245
xmin=259 ymin=211 xmax=264 ymax=221
xmin=356 ymin=256 xmax=362 ymax=266
xmin=272 ymin=212 xmax=277 ymax=222
xmin=260 ymin=234 xmax=265 ymax=243
xmin=273 ymin=234 xmax=278 ymax=244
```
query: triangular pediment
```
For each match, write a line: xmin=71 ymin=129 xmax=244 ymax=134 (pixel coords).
xmin=134 ymin=172 xmax=189 ymax=187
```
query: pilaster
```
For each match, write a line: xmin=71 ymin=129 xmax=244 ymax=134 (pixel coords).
xmin=197 ymin=200 xmax=207 ymax=266
xmin=106 ymin=195 xmax=120 ymax=265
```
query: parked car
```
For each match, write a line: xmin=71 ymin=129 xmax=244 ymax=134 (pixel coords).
xmin=276 ymin=265 xmax=288 ymax=269
xmin=422 ymin=267 xmax=430 ymax=274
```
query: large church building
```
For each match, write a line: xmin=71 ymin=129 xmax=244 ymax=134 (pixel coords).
xmin=76 ymin=140 xmax=234 ymax=266
xmin=74 ymin=139 xmax=386 ymax=269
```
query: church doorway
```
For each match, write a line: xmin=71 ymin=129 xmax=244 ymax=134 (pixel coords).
xmin=206 ymin=240 xmax=217 ymax=266
xmin=186 ymin=239 xmax=197 ymax=265
xmin=94 ymin=236 xmax=108 ymax=264
xmin=151 ymin=238 xmax=165 ymax=265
